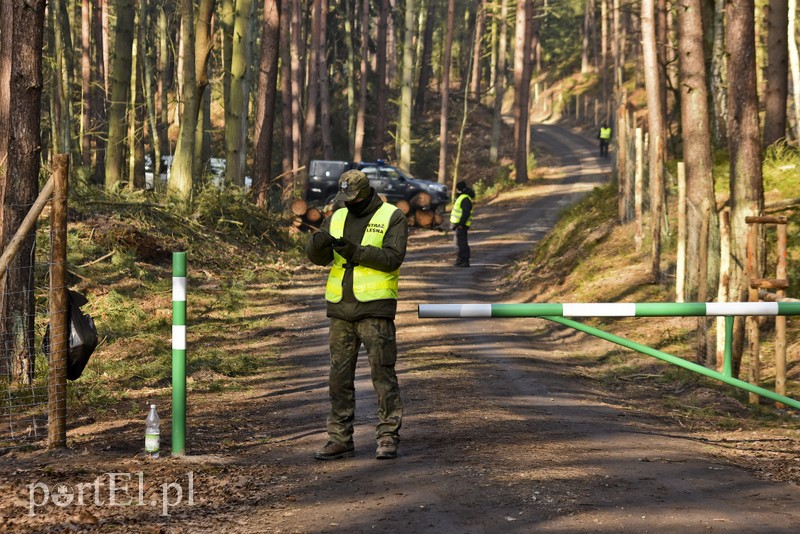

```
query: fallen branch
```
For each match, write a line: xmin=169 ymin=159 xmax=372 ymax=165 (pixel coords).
xmin=77 ymin=250 xmax=116 ymax=268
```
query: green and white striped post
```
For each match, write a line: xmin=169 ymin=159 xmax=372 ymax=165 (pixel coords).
xmin=418 ymin=302 xmax=800 ymax=410
xmin=172 ymin=252 xmax=187 ymax=455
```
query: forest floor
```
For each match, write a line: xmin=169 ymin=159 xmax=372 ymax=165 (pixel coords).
xmin=3 ymin=123 xmax=800 ymax=533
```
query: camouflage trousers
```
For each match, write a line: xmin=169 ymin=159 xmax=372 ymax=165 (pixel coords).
xmin=326 ymin=316 xmax=403 ymax=444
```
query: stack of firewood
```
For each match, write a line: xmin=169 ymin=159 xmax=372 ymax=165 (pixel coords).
xmin=288 ymin=191 xmax=445 ymax=232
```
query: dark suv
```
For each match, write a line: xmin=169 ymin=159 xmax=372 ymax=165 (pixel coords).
xmin=307 ymin=160 xmax=449 ymax=209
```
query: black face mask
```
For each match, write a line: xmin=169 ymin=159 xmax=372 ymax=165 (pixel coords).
xmin=346 ymin=192 xmax=371 ymax=216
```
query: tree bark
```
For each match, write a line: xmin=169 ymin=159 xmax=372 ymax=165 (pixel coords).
xmin=678 ymin=0 xmax=720 ymax=301
xmin=226 ymin=0 xmax=255 ymax=187
xmin=92 ymin=0 xmax=107 ymax=184
xmin=354 ymin=0 xmax=369 ymax=161
xmin=398 ymin=0 xmax=415 ymax=169
xmin=790 ymin=0 xmax=800 ymax=141
xmin=81 ymin=0 xmax=92 ymax=168
xmin=470 ymin=1 xmax=486 ymax=99
xmin=290 ymin=0 xmax=303 ymax=180
xmin=438 ymin=0 xmax=455 ymax=185
xmin=763 ymin=0 xmax=789 ymax=146
xmin=0 ymin=0 xmax=46 ymax=383
xmin=414 ymin=0 xmax=436 ymax=118
xmin=490 ymin=0 xmax=509 ymax=163
xmin=301 ymin=0 xmax=321 ymax=185
xmin=710 ymin=0 xmax=728 ymax=146
xmin=513 ymin=0 xmax=531 ymax=184
xmin=253 ymin=0 xmax=281 ymax=209
xmin=726 ymin=0 xmax=764 ymax=377
xmin=105 ymin=0 xmax=136 ymax=190
xmin=169 ymin=0 xmax=197 ymax=205
xmin=279 ymin=0 xmax=293 ymax=181
xmin=642 ymin=0 xmax=665 ymax=283
xmin=318 ymin=0 xmax=333 ymax=160
xmin=375 ymin=0 xmax=389 ymax=159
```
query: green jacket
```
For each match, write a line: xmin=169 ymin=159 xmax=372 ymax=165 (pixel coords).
xmin=306 ymin=189 xmax=408 ymax=321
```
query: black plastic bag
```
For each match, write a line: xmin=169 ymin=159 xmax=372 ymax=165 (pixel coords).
xmin=43 ymin=290 xmax=99 ymax=380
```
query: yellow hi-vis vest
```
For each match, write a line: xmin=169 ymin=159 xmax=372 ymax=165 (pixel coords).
xmin=450 ymin=194 xmax=473 ymax=227
xmin=325 ymin=203 xmax=400 ymax=303
xmin=599 ymin=127 xmax=612 ymax=140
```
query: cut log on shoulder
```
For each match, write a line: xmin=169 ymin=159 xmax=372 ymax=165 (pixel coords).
xmin=409 ymin=191 xmax=432 ymax=209
xmin=415 ymin=208 xmax=435 ymax=228
xmin=395 ymin=199 xmax=410 ymax=214
xmin=290 ymin=198 xmax=308 ymax=216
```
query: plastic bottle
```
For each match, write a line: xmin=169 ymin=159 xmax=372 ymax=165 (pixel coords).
xmin=144 ymin=404 xmax=160 ymax=458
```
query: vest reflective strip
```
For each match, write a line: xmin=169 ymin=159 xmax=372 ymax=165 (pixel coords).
xmin=600 ymin=127 xmax=611 ymax=139
xmin=450 ymin=194 xmax=473 ymax=227
xmin=325 ymin=203 xmax=400 ymax=302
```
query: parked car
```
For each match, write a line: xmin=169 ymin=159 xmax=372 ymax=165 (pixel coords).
xmin=145 ymin=155 xmax=251 ymax=190
xmin=307 ymin=159 xmax=449 ymax=209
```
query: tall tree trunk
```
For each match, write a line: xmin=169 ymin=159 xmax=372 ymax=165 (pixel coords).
xmin=642 ymin=0 xmax=665 ymax=283
xmin=301 ymin=0 xmax=321 ymax=185
xmin=710 ymin=0 xmax=728 ymax=146
xmin=279 ymin=0 xmax=293 ymax=181
xmin=105 ymin=0 xmax=136 ymax=190
xmin=678 ymin=0 xmax=720 ymax=300
xmin=601 ymin=0 xmax=608 ymax=100
xmin=254 ymin=0 xmax=281 ymax=209
xmin=169 ymin=0 xmax=197 ymax=205
xmin=0 ymin=0 xmax=46 ymax=383
xmin=790 ymin=0 xmax=800 ymax=141
xmin=157 ymin=4 xmax=170 ymax=158
xmin=127 ymin=7 xmax=144 ymax=190
xmin=513 ymin=0 xmax=531 ymax=184
xmin=374 ymin=0 xmax=389 ymax=158
xmin=470 ymin=1 xmax=486 ymax=99
xmin=398 ymin=0 xmax=415 ymax=169
xmin=222 ymin=0 xmax=235 ymax=130
xmin=226 ymin=0 xmax=254 ymax=187
xmin=354 ymin=0 xmax=369 ymax=161
xmin=726 ymin=0 xmax=764 ymax=377
xmin=438 ymin=0 xmax=456 ymax=184
xmin=763 ymin=0 xmax=789 ymax=146
xmin=414 ymin=0 xmax=436 ymax=118
xmin=141 ymin=0 xmax=161 ymax=185
xmin=318 ymin=0 xmax=333 ymax=160
xmin=290 ymin=0 xmax=303 ymax=176
xmin=345 ymin=0 xmax=357 ymax=155
xmin=490 ymin=0 xmax=508 ymax=162
xmin=92 ymin=0 xmax=107 ymax=184
xmin=581 ymin=0 xmax=592 ymax=73
xmin=81 ymin=0 xmax=92 ymax=168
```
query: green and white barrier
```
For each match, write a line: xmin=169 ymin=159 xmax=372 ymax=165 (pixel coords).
xmin=417 ymin=301 xmax=800 ymax=410
xmin=172 ymin=252 xmax=187 ymax=455
xmin=418 ymin=302 xmax=800 ymax=318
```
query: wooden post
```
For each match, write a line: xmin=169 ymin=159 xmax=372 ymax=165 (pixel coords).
xmin=48 ymin=154 xmax=70 ymax=449
xmin=776 ymin=223 xmax=788 ymax=406
xmin=746 ymin=223 xmax=760 ymax=404
xmin=634 ymin=127 xmax=644 ymax=251
xmin=676 ymin=162 xmax=686 ymax=303
xmin=716 ymin=210 xmax=731 ymax=371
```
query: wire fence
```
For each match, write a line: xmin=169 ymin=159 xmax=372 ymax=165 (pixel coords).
xmin=1 ymin=155 xmax=69 ymax=450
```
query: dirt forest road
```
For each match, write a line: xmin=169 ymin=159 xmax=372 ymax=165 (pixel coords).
xmin=4 ymin=124 xmax=800 ymax=533
xmin=242 ymin=124 xmax=800 ymax=533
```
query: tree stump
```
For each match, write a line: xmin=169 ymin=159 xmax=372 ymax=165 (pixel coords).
xmin=290 ymin=198 xmax=308 ymax=216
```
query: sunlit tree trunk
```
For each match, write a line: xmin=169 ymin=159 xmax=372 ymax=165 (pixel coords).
xmin=490 ymin=0 xmax=508 ymax=163
xmin=642 ymin=0 xmax=665 ymax=283
xmin=279 ymin=0 xmax=293 ymax=181
xmin=127 ymin=7 xmax=145 ymax=190
xmin=319 ymin=0 xmax=333 ymax=159
xmin=345 ymin=0 xmax=357 ymax=155
xmin=81 ymin=0 xmax=92 ymax=169
xmin=301 ymin=0 xmax=321 ymax=183
xmin=253 ymin=0 xmax=281 ymax=209
xmin=169 ymin=0 xmax=197 ymax=205
xmin=92 ymin=0 xmax=107 ymax=184
xmin=226 ymin=0 xmax=254 ymax=187
xmin=290 ymin=0 xmax=303 ymax=174
xmin=414 ymin=0 xmax=435 ymax=118
xmin=513 ymin=0 xmax=531 ymax=184
xmin=470 ymin=1 xmax=486 ymax=99
xmin=157 ymin=4 xmax=170 ymax=158
xmin=354 ymin=0 xmax=369 ymax=161
xmin=375 ymin=0 xmax=389 ymax=158
xmin=710 ymin=0 xmax=728 ymax=146
xmin=790 ymin=0 xmax=800 ymax=140
xmin=763 ymin=0 xmax=789 ymax=146
xmin=438 ymin=0 xmax=455 ymax=184
xmin=726 ymin=0 xmax=764 ymax=376
xmin=398 ymin=0 xmax=415 ymax=169
xmin=581 ymin=0 xmax=592 ymax=73
xmin=0 ymin=0 xmax=46 ymax=383
xmin=105 ymin=0 xmax=136 ymax=190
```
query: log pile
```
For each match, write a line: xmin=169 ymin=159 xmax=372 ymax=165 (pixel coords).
xmin=288 ymin=193 xmax=445 ymax=232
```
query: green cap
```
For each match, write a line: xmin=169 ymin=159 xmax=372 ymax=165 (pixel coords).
xmin=334 ymin=169 xmax=370 ymax=203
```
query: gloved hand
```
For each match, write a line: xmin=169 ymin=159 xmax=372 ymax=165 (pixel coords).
xmin=313 ymin=231 xmax=336 ymax=248
xmin=333 ymin=237 xmax=358 ymax=261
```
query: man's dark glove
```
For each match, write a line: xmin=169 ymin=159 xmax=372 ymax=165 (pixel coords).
xmin=333 ymin=237 xmax=358 ymax=261
xmin=313 ymin=230 xmax=336 ymax=249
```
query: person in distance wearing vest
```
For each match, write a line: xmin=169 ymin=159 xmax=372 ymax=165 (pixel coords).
xmin=598 ymin=122 xmax=612 ymax=158
xmin=450 ymin=180 xmax=475 ymax=267
xmin=306 ymin=169 xmax=408 ymax=460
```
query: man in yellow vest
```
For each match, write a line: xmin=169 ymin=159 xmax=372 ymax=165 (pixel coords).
xmin=598 ymin=122 xmax=612 ymax=157
xmin=450 ymin=180 xmax=474 ymax=267
xmin=306 ymin=169 xmax=408 ymax=460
